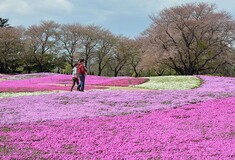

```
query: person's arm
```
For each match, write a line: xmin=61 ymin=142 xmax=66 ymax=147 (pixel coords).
xmin=73 ymin=67 xmax=78 ymax=78
xmin=75 ymin=68 xmax=78 ymax=78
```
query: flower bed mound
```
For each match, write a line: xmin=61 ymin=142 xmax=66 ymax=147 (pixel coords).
xmin=1 ymin=96 xmax=235 ymax=159
xmin=98 ymin=77 xmax=148 ymax=87
xmin=0 ymin=74 xmax=148 ymax=92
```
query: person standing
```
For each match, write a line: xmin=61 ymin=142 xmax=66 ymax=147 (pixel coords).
xmin=77 ymin=59 xmax=87 ymax=92
xmin=70 ymin=63 xmax=79 ymax=91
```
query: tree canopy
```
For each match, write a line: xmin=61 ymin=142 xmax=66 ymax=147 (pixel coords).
xmin=143 ymin=3 xmax=235 ymax=75
xmin=0 ymin=3 xmax=235 ymax=77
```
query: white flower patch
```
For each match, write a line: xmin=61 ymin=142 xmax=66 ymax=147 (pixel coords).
xmin=134 ymin=76 xmax=201 ymax=90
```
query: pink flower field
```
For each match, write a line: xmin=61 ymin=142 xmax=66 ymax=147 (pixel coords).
xmin=0 ymin=73 xmax=235 ymax=159
xmin=0 ymin=73 xmax=147 ymax=92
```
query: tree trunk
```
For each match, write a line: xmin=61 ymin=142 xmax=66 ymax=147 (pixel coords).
xmin=0 ymin=63 xmax=4 ymax=73
xmin=98 ymin=63 xmax=102 ymax=76
xmin=133 ymin=66 xmax=139 ymax=77
xmin=114 ymin=71 xmax=118 ymax=77
xmin=27 ymin=67 xmax=32 ymax=74
xmin=98 ymin=70 xmax=102 ymax=76
xmin=39 ymin=64 xmax=43 ymax=72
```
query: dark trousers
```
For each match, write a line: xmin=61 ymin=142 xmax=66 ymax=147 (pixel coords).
xmin=78 ymin=75 xmax=85 ymax=91
xmin=70 ymin=77 xmax=78 ymax=91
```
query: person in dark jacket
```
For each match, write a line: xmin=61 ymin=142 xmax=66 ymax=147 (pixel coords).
xmin=77 ymin=59 xmax=87 ymax=92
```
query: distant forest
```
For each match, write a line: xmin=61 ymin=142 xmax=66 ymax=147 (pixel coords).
xmin=1 ymin=2 xmax=235 ymax=77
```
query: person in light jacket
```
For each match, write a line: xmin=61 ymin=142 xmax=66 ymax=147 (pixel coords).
xmin=70 ymin=63 xmax=79 ymax=91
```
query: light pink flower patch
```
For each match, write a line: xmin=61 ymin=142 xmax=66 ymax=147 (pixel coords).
xmin=1 ymin=96 xmax=235 ymax=159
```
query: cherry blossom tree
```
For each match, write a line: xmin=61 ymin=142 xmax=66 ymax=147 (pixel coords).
xmin=144 ymin=2 xmax=235 ymax=75
xmin=0 ymin=27 xmax=23 ymax=73
xmin=57 ymin=24 xmax=83 ymax=68
xmin=25 ymin=21 xmax=60 ymax=72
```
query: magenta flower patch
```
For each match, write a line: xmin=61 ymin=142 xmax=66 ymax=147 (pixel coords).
xmin=0 ymin=74 xmax=148 ymax=92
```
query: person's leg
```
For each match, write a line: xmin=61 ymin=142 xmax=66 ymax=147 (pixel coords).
xmin=77 ymin=77 xmax=81 ymax=91
xmin=76 ymin=78 xmax=79 ymax=88
xmin=81 ymin=75 xmax=85 ymax=91
xmin=80 ymin=75 xmax=85 ymax=91
xmin=70 ymin=78 xmax=76 ymax=91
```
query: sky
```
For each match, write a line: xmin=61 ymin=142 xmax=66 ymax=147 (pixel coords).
xmin=0 ymin=0 xmax=235 ymax=38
